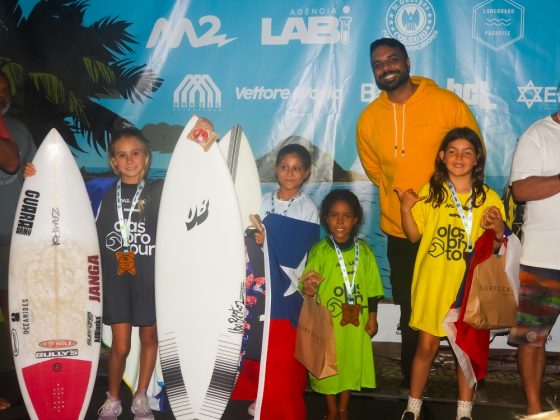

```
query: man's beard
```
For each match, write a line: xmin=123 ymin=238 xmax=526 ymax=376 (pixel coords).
xmin=375 ymin=70 xmax=410 ymax=92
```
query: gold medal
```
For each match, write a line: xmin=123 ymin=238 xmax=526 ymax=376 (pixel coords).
xmin=116 ymin=250 xmax=136 ymax=275
xmin=340 ymin=302 xmax=361 ymax=327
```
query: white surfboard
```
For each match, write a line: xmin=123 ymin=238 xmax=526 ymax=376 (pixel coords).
xmin=156 ymin=116 xmax=245 ymax=419
xmin=9 ymin=128 xmax=101 ymax=420
xmin=218 ymin=125 xmax=262 ymax=229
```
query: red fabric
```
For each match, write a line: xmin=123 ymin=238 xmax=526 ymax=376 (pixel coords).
xmin=455 ymin=229 xmax=495 ymax=381
xmin=260 ymin=319 xmax=307 ymax=420
xmin=231 ymin=358 xmax=260 ymax=400
xmin=0 ymin=114 xmax=12 ymax=141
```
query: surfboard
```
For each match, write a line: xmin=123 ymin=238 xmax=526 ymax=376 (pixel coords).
xmin=8 ymin=128 xmax=102 ymax=420
xmin=156 ymin=116 xmax=245 ymax=419
xmin=218 ymin=124 xmax=262 ymax=230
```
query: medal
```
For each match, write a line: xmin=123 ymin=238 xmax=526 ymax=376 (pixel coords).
xmin=447 ymin=181 xmax=473 ymax=256
xmin=116 ymin=250 xmax=136 ymax=275
xmin=341 ymin=303 xmax=362 ymax=327
xmin=331 ymin=235 xmax=359 ymax=305
xmin=331 ymin=235 xmax=361 ymax=325
xmin=116 ymin=180 xmax=145 ymax=276
xmin=269 ymin=190 xmax=301 ymax=216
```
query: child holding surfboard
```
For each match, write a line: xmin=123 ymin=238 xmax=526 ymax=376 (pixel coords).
xmin=24 ymin=120 xmax=215 ymax=420
xmin=301 ymin=189 xmax=384 ymax=420
xmin=241 ymin=143 xmax=319 ymax=417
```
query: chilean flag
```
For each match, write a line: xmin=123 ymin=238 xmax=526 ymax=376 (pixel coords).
xmin=255 ymin=213 xmax=320 ymax=420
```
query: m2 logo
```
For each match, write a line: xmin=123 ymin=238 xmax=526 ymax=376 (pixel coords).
xmin=186 ymin=200 xmax=209 ymax=231
xmin=146 ymin=16 xmax=237 ymax=48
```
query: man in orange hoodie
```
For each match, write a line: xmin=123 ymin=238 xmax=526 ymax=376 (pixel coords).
xmin=356 ymin=38 xmax=480 ymax=391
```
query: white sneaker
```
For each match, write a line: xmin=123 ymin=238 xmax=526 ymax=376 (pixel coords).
xmin=98 ymin=392 xmax=122 ymax=420
xmin=131 ymin=392 xmax=154 ymax=420
xmin=248 ymin=401 xmax=256 ymax=416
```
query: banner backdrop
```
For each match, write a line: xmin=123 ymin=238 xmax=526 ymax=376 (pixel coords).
xmin=6 ymin=0 xmax=560 ymax=346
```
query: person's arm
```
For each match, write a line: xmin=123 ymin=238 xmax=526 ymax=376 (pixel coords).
xmin=481 ymin=205 xmax=506 ymax=251
xmin=511 ymin=175 xmax=560 ymax=202
xmin=365 ymin=310 xmax=378 ymax=338
xmin=356 ymin=120 xmax=382 ymax=186
xmin=0 ymin=136 xmax=19 ymax=173
xmin=395 ymin=187 xmax=423 ymax=242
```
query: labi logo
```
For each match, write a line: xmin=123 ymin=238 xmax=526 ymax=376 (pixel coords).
xmin=262 ymin=5 xmax=352 ymax=45
xmin=147 ymin=15 xmax=237 ymax=48
xmin=186 ymin=199 xmax=210 ymax=231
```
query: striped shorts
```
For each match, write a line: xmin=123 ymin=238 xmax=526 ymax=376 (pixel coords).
xmin=508 ymin=265 xmax=560 ymax=348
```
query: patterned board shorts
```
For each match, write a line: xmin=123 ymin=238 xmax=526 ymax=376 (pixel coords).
xmin=508 ymin=265 xmax=560 ymax=348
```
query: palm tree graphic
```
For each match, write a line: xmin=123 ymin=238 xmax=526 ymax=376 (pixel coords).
xmin=0 ymin=0 xmax=162 ymax=153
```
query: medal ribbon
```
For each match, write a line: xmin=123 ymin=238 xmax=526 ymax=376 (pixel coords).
xmin=447 ymin=181 xmax=473 ymax=251
xmin=330 ymin=235 xmax=360 ymax=305
xmin=270 ymin=190 xmax=301 ymax=216
xmin=116 ymin=179 xmax=145 ymax=251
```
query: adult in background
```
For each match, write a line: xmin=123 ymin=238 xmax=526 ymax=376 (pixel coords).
xmin=356 ymin=38 xmax=480 ymax=389
xmin=507 ymin=111 xmax=560 ymax=415
xmin=0 ymin=113 xmax=20 ymax=412
xmin=0 ymin=71 xmax=36 ymax=342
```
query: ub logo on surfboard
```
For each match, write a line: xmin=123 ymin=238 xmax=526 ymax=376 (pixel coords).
xmin=185 ymin=199 xmax=209 ymax=231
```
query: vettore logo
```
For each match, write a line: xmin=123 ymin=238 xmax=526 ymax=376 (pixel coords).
xmin=174 ymin=74 xmax=221 ymax=110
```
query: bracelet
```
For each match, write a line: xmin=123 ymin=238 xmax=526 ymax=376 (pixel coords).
xmin=495 ymin=233 xmax=507 ymax=242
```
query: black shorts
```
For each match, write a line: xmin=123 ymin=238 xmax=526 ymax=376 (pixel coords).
xmin=102 ymin=271 xmax=156 ymax=326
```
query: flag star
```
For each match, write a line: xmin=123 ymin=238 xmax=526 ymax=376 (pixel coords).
xmin=280 ymin=256 xmax=306 ymax=297
xmin=517 ymin=80 xmax=543 ymax=109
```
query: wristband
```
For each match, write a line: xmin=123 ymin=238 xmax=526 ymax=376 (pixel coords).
xmin=495 ymin=233 xmax=507 ymax=243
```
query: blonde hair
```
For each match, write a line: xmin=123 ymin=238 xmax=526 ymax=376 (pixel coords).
xmin=108 ymin=127 xmax=151 ymax=181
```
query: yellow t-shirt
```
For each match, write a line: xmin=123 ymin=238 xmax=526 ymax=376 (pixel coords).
xmin=409 ymin=183 xmax=505 ymax=336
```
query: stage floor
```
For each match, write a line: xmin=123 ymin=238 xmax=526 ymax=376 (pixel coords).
xmin=2 ymin=339 xmax=559 ymax=419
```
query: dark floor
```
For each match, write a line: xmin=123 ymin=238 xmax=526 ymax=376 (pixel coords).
xmin=1 ymin=336 xmax=559 ymax=419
